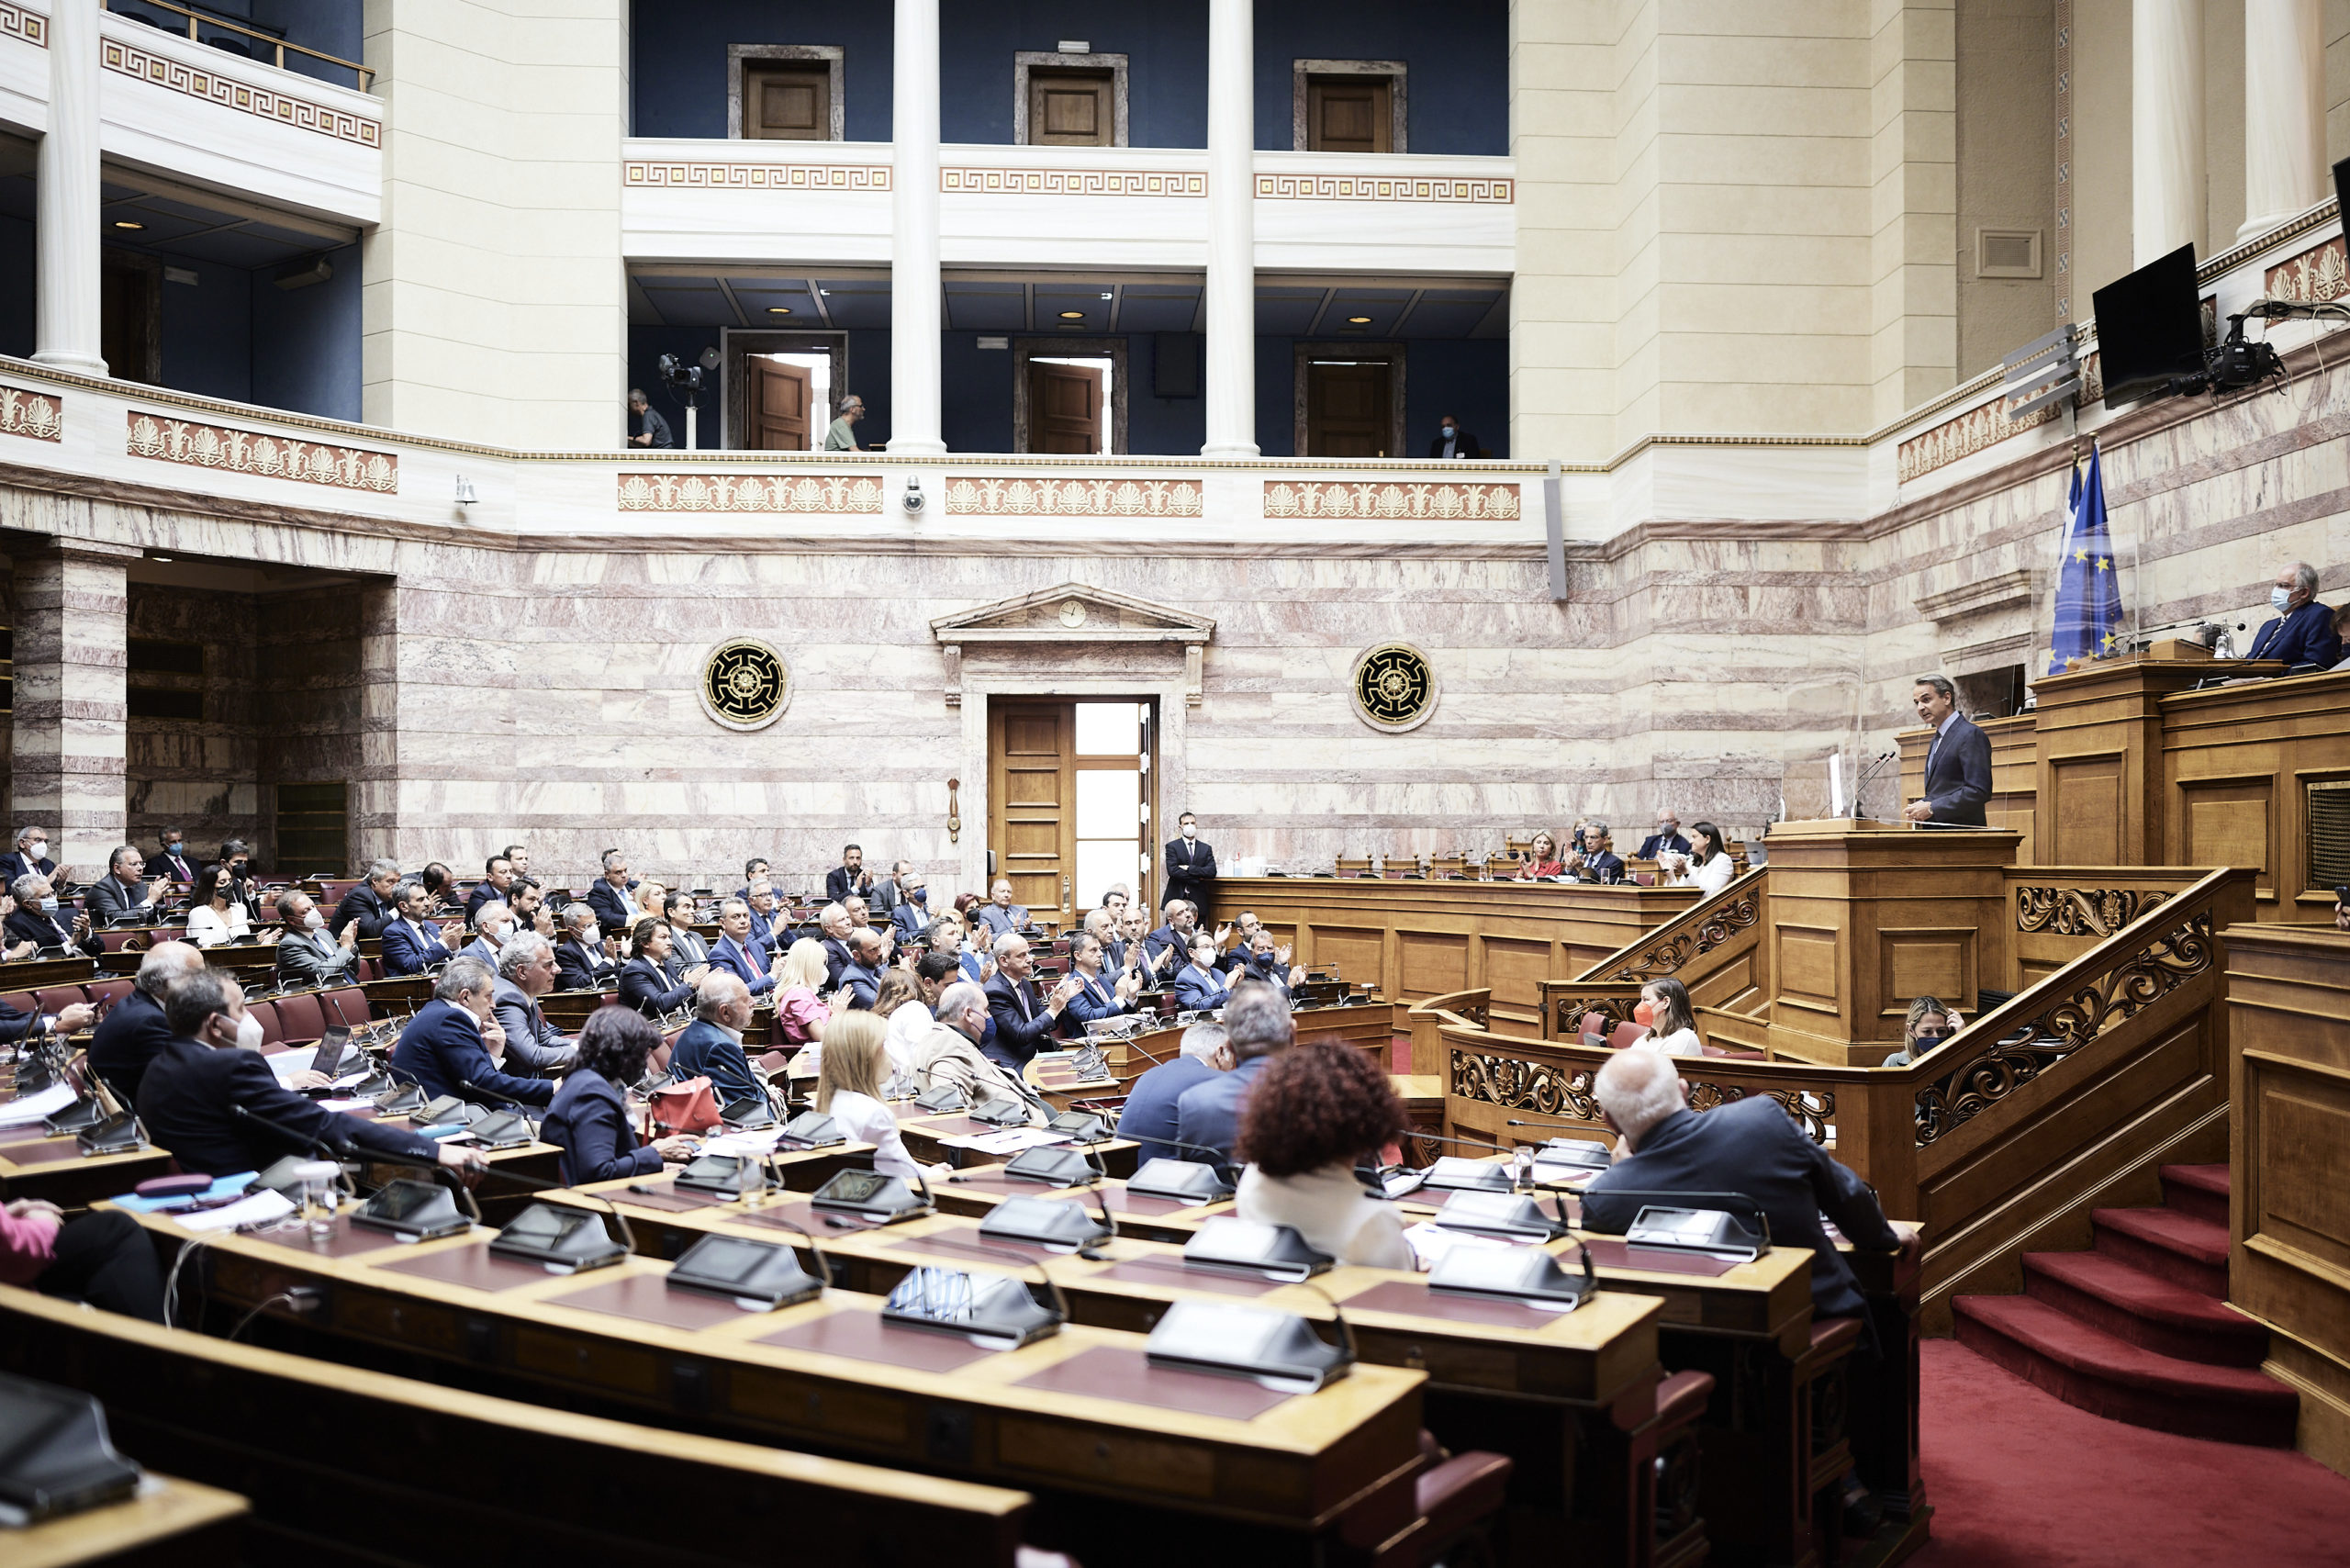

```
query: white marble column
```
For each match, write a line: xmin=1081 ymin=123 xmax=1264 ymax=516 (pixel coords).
xmin=2238 ymin=0 xmax=2324 ymax=240
xmin=34 ymin=0 xmax=106 ymax=375
xmin=2132 ymin=0 xmax=2206 ymax=264
xmin=1201 ymin=0 xmax=1258 ymax=456
xmin=888 ymin=0 xmax=946 ymax=455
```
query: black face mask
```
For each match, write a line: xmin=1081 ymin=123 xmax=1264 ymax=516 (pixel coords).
xmin=1911 ymin=1032 xmax=1948 ymax=1051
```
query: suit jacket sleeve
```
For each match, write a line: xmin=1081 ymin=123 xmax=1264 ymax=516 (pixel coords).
xmin=554 ymin=946 xmax=598 ymax=991
xmin=1193 ymin=843 xmax=1217 ymax=879
xmin=555 ymin=1090 xmax=663 ymax=1183
xmin=440 ymin=1024 xmax=556 ymax=1106
xmin=2281 ymin=605 xmax=2342 ymax=668
xmin=1927 ymin=722 xmax=1994 ymax=818
xmin=621 ymin=960 xmax=694 ymax=1014
xmin=987 ymin=982 xmax=1059 ymax=1058
xmin=277 ymin=933 xmax=358 ymax=988
xmin=1786 ymin=1113 xmax=1901 ymax=1253
xmin=225 ymin=1051 xmax=440 ymax=1165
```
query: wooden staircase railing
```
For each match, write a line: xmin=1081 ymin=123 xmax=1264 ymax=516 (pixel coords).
xmin=1538 ymin=868 xmax=1770 ymax=1042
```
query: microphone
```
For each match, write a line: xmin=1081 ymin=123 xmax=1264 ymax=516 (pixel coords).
xmin=1570 ymin=1186 xmax=1774 ymax=1248
xmin=230 ymin=1100 xmax=347 ymax=1161
xmin=460 ymin=1079 xmax=535 ymax=1114
xmin=1135 ymin=1134 xmax=1240 ymax=1180
xmin=1407 ymin=1128 xmax=1584 ymax=1194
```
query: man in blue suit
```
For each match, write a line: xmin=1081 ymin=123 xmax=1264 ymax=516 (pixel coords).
xmin=2247 ymin=561 xmax=2340 ymax=671
xmin=705 ymin=898 xmax=780 ymax=997
xmin=1172 ymin=983 xmax=1292 ymax=1162
xmin=985 ymin=934 xmax=1076 ymax=1070
xmin=890 ymin=872 xmax=933 ymax=945
xmin=464 ymin=856 xmax=520 ymax=926
xmin=1634 ymin=812 xmax=1692 ymax=860
xmin=1901 ymin=674 xmax=1993 ymax=827
xmin=1059 ymin=932 xmax=1143 ymax=1038
xmin=1572 ymin=823 xmax=1626 ymax=883
xmin=742 ymin=879 xmax=786 ymax=953
xmin=381 ymin=882 xmax=464 ymax=975
xmin=388 ymin=957 xmax=555 ymax=1107
xmin=0 ymin=824 xmax=63 ymax=891
xmin=1118 ymin=1020 xmax=1227 ymax=1162
xmin=837 ymin=929 xmax=888 ymax=1010
xmin=666 ymin=973 xmax=762 ymax=1103
xmin=88 ymin=941 xmax=201 ymax=1105
xmin=585 ymin=850 xmax=640 ymax=935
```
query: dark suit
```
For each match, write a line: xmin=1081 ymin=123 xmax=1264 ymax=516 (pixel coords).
xmin=1919 ymin=712 xmax=1994 ymax=827
xmin=1579 ymin=1098 xmax=1899 ymax=1320
xmin=2248 ymin=600 xmax=2340 ymax=670
xmin=0 ymin=1000 xmax=50 ymax=1046
xmin=824 ymin=866 xmax=875 ymax=904
xmin=1118 ymin=1054 xmax=1218 ymax=1162
xmin=820 ymin=935 xmax=855 ymax=989
xmin=838 ymin=960 xmax=884 ymax=1011
xmin=582 ymin=879 xmax=638 ymax=934
xmin=275 ymin=929 xmax=360 ymax=991
xmin=1171 ymin=964 xmax=1230 ymax=1013
xmin=0 ymin=852 xmax=58 ymax=890
xmin=1576 ymin=852 xmax=1626 ymax=883
xmin=890 ymin=899 xmax=930 ymax=945
xmin=984 ymin=973 xmax=1058 ymax=1071
xmin=144 ymin=848 xmax=198 ymax=884
xmin=743 ymin=905 xmax=781 ymax=954
xmin=138 ymin=1037 xmax=442 ymax=1178
xmin=1143 ymin=924 xmax=1193 ymax=971
xmin=6 ymin=905 xmax=97 ymax=957
xmin=380 ymin=916 xmax=454 ymax=977
xmin=619 ymin=955 xmax=694 ymax=1016
xmin=1172 ymin=1052 xmax=1270 ymax=1163
xmin=973 ymin=902 xmax=1026 ymax=940
xmin=1059 ymin=970 xmax=1133 ymax=1037
xmin=464 ymin=880 xmax=515 ymax=925
xmin=1426 ymin=428 xmax=1481 ymax=459
xmin=1634 ymin=831 xmax=1692 ymax=860
xmin=387 ymin=998 xmax=554 ymax=1107
xmin=541 ymin=1069 xmax=663 ymax=1186
xmin=554 ymin=937 xmax=616 ymax=992
xmin=707 ymin=934 xmax=775 ymax=997
xmin=667 ymin=1019 xmax=760 ymax=1103
xmin=328 ymin=883 xmax=396 ymax=941
xmin=84 ymin=874 xmax=160 ymax=926
xmin=1164 ymin=836 xmax=1216 ymax=920
xmin=87 ymin=987 xmax=173 ymax=1104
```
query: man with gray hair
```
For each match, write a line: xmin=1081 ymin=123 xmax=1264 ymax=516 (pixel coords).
xmin=984 ymin=931 xmax=1079 ymax=1069
xmin=390 ymin=955 xmax=551 ymax=1106
xmin=88 ymin=940 xmax=201 ymax=1103
xmin=2247 ymin=559 xmax=2340 ymax=669
xmin=1172 ymin=982 xmax=1295 ymax=1161
xmin=6 ymin=871 xmax=98 ymax=957
xmin=274 ymin=889 xmax=363 ymax=990
xmin=0 ymin=823 xmax=65 ymax=893
xmin=668 ymin=972 xmax=760 ymax=1103
xmin=904 ymin=980 xmax=1047 ymax=1120
xmin=460 ymin=900 xmax=514 ymax=973
xmin=1573 ymin=822 xmax=1624 ymax=884
xmin=330 ymin=858 xmax=403 ymax=941
xmin=554 ymin=903 xmax=620 ymax=991
xmin=1119 ymin=1019 xmax=1230 ymax=1163
xmin=1902 ymin=673 xmax=1992 ymax=827
xmin=86 ymin=845 xmax=170 ymax=926
xmin=492 ymin=933 xmax=577 ymax=1075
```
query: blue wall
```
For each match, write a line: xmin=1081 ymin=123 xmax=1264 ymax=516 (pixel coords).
xmin=625 ymin=326 xmax=898 ymax=450
xmin=629 ymin=0 xmax=1505 ymax=151
xmin=157 ymin=252 xmax=252 ymax=403
xmin=252 ymin=242 xmax=362 ymax=422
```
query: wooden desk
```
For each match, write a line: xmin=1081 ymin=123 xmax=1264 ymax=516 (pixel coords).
xmin=0 ymin=1125 xmax=173 ymax=1207
xmin=10 ymin=1473 xmax=247 ymax=1568
xmin=0 ymin=956 xmax=101 ymax=992
xmin=128 ymin=1207 xmax=1425 ymax=1564
xmin=1214 ymin=876 xmax=1697 ymax=1050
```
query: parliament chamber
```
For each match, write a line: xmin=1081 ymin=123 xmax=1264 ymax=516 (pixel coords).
xmin=6 ymin=0 xmax=2350 ymax=1564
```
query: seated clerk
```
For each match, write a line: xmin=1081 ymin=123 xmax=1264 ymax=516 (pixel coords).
xmin=583 ymin=849 xmax=640 ymax=935
xmin=6 ymin=872 xmax=101 ymax=957
xmin=0 ymin=1198 xmax=164 ymax=1323
xmin=542 ymin=1008 xmax=698 ymax=1186
xmin=903 ymin=982 xmax=1050 ymax=1124
xmin=380 ymin=880 xmax=465 ymax=975
xmin=1516 ymin=830 xmax=1567 ymax=879
xmin=1233 ymin=1043 xmax=1414 ymax=1269
xmin=464 ymin=855 xmax=520 ymax=926
xmin=1170 ymin=932 xmax=1233 ymax=1013
xmin=87 ymin=942 xmax=201 ymax=1107
xmin=387 ymin=957 xmax=554 ymax=1108
xmin=1678 ymin=821 xmax=1736 ymax=896
xmin=1058 ymin=931 xmax=1144 ymax=1038
xmin=984 ymin=933 xmax=1078 ymax=1071
xmin=1116 ymin=1021 xmax=1227 ymax=1162
xmin=554 ymin=904 xmax=620 ymax=991
xmin=1576 ymin=1048 xmax=1909 ymax=1322
xmin=1172 ymin=984 xmax=1294 ymax=1163
xmin=2248 ymin=561 xmax=2341 ymax=670
xmin=1572 ymin=822 xmax=1625 ymax=883
xmin=330 ymin=861 xmax=402 ymax=942
xmin=489 ymin=935 xmax=578 ymax=1076
xmin=142 ymin=967 xmax=488 ymax=1179
xmin=666 ymin=973 xmax=764 ymax=1104
xmin=705 ymin=898 xmax=785 ymax=998
xmin=620 ymin=917 xmax=705 ymax=1017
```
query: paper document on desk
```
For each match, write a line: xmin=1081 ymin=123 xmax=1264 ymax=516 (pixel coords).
xmin=704 ymin=1128 xmax=785 ymax=1157
xmin=176 ymin=1189 xmax=297 ymax=1232
xmin=0 ymin=1083 xmax=78 ymax=1126
xmin=267 ymin=1046 xmax=319 ymax=1081
xmin=943 ymin=1126 xmax=1069 ymax=1155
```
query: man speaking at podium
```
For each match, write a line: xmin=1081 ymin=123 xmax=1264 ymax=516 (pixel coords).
xmin=1901 ymin=674 xmax=1990 ymax=827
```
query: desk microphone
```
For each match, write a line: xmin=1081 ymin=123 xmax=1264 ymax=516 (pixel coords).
xmin=1570 ymin=1187 xmax=1774 ymax=1249
xmin=460 ymin=1079 xmax=536 ymax=1115
xmin=1137 ymin=1134 xmax=1240 ymax=1184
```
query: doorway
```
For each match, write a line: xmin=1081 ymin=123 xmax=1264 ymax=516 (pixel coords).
xmin=988 ymin=698 xmax=1156 ymax=934
xmin=748 ymin=351 xmax=831 ymax=450
xmin=1028 ymin=356 xmax=1108 ymax=454
xmin=1306 ymin=359 xmax=1390 ymax=456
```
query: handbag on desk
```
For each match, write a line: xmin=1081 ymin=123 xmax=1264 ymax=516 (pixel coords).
xmin=648 ymin=1075 xmax=722 ymax=1135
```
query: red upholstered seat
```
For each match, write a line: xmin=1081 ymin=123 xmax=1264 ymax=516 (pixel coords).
xmin=247 ymin=1000 xmax=285 ymax=1047
xmin=88 ymin=979 xmax=134 ymax=1011
xmin=35 ymin=985 xmax=90 ymax=1017
xmin=1606 ymin=1021 xmax=1651 ymax=1050
xmin=1 ymin=991 xmax=37 ymax=1018
xmin=272 ymin=991 xmax=326 ymax=1046
xmin=316 ymin=988 xmax=368 ymax=1032
xmin=1657 ymin=1368 xmax=1716 ymax=1427
xmin=1413 ymin=1450 xmax=1515 ymax=1563
xmin=1578 ymin=1009 xmax=1608 ymax=1038
xmin=1811 ymin=1316 xmax=1864 ymax=1357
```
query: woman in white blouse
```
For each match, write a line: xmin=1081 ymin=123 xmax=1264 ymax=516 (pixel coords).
xmin=1633 ymin=978 xmax=1704 ymax=1057
xmin=814 ymin=1011 xmax=942 ymax=1181
xmin=1233 ymin=1042 xmax=1414 ymax=1269
xmin=1683 ymin=821 xmax=1736 ymax=895
xmin=184 ymin=864 xmax=275 ymax=948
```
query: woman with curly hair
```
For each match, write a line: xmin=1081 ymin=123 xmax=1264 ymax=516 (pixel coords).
xmin=1234 ymin=1042 xmax=1413 ymax=1267
xmin=541 ymin=1007 xmax=698 ymax=1184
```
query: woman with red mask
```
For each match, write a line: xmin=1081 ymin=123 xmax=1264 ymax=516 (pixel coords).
xmin=1632 ymin=978 xmax=1702 ymax=1056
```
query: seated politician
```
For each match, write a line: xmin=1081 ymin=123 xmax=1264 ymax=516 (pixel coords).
xmin=973 ymin=879 xmax=1028 ymax=940
xmin=1234 ymin=927 xmax=1307 ymax=998
xmin=464 ymin=855 xmax=520 ymax=925
xmin=554 ymin=904 xmax=620 ymax=991
xmin=1633 ymin=812 xmax=1692 ymax=861
xmin=1516 ymin=829 xmax=1567 ymax=879
xmin=1116 ymin=1021 xmax=1227 ymax=1162
xmin=584 ymin=849 xmax=641 ymax=935
xmin=6 ymin=872 xmax=100 ymax=957
xmin=542 ymin=1008 xmax=698 ymax=1185
xmin=1234 ymin=1043 xmax=1413 ymax=1269
xmin=1572 ymin=822 xmax=1625 ymax=883
xmin=1059 ymin=931 xmax=1144 ymax=1037
xmin=381 ymin=880 xmax=464 ymax=975
xmin=620 ymin=917 xmax=704 ymax=1016
xmin=667 ymin=973 xmax=763 ymax=1105
xmin=184 ymin=865 xmax=277 ymax=951
xmin=889 ymin=871 xmax=933 ymax=945
xmin=706 ymin=897 xmax=785 ymax=997
xmin=1143 ymin=898 xmax=1199 ymax=973
xmin=140 ymin=968 xmax=487 ymax=1181
xmin=837 ymin=928 xmax=889 ymax=1011
xmin=330 ymin=860 xmax=402 ymax=942
xmin=904 ymin=982 xmax=1048 ymax=1122
xmin=84 ymin=846 xmax=169 ymax=926
xmin=1171 ymin=932 xmax=1233 ymax=1012
xmin=491 ymin=935 xmax=577 ymax=1075
xmin=984 ymin=933 xmax=1077 ymax=1070
xmin=1172 ymin=984 xmax=1293 ymax=1163
xmin=2247 ymin=560 xmax=2341 ymax=670
xmin=387 ymin=957 xmax=554 ymax=1107
xmin=87 ymin=942 xmax=201 ymax=1106
xmin=274 ymin=889 xmax=364 ymax=990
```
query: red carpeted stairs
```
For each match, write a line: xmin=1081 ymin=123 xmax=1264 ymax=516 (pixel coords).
xmin=1953 ymin=1164 xmax=2300 ymax=1448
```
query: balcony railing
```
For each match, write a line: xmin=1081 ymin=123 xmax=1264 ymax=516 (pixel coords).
xmin=104 ymin=0 xmax=373 ymax=92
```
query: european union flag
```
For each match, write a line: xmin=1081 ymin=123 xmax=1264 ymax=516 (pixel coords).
xmin=2051 ymin=442 xmax=2125 ymax=670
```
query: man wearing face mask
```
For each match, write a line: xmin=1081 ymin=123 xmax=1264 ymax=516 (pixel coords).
xmin=1427 ymin=413 xmax=1481 ymax=460
xmin=273 ymin=890 xmax=363 ymax=990
xmin=1163 ymin=812 xmax=1217 ymax=926
xmin=144 ymin=828 xmax=197 ymax=885
xmin=459 ymin=901 xmax=516 ymax=973
xmin=889 ymin=871 xmax=932 ymax=944
xmin=389 ymin=957 xmax=553 ymax=1107
xmin=141 ymin=968 xmax=487 ymax=1179
xmin=0 ymin=825 xmax=71 ymax=894
xmin=6 ymin=874 xmax=100 ymax=958
xmin=2246 ymin=561 xmax=2340 ymax=671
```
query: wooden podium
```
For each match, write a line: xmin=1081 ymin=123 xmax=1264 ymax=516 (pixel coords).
xmin=1762 ymin=818 xmax=2021 ymax=1066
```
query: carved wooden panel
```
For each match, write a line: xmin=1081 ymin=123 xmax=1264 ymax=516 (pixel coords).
xmin=2050 ymin=753 xmax=2123 ymax=864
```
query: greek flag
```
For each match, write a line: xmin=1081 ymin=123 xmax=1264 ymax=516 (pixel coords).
xmin=2051 ymin=442 xmax=2124 ymax=670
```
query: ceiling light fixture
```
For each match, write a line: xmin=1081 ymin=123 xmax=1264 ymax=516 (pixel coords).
xmin=1347 ymin=316 xmax=1372 ymax=323
xmin=113 ymin=219 xmax=144 ymax=230
xmin=767 ymin=306 xmax=792 ymax=315
xmin=1058 ymin=310 xmax=1086 ymax=319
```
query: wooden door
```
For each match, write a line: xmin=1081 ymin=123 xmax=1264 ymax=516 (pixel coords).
xmin=1029 ymin=361 xmax=1103 ymax=454
xmin=101 ymin=252 xmax=160 ymax=385
xmin=1306 ymin=360 xmax=1391 ymax=456
xmin=1028 ymin=70 xmax=1113 ymax=146
xmin=752 ymin=359 xmax=813 ymax=450
xmin=745 ymin=63 xmax=830 ymax=140
xmin=1306 ymin=76 xmax=1392 ymax=152
xmin=990 ymin=701 xmax=1074 ymax=930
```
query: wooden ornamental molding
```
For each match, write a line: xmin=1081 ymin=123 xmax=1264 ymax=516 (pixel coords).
xmin=101 ymin=37 xmax=381 ymax=149
xmin=0 ymin=1 xmax=44 ymax=46
xmin=0 ymin=385 xmax=62 ymax=442
xmin=941 ymin=167 xmax=1202 ymax=197
xmin=624 ymin=161 xmax=890 ymax=192
xmin=1256 ymin=174 xmax=1511 ymax=203
xmin=942 ymin=476 xmax=1203 ymax=518
xmin=127 ymin=412 xmax=397 ymax=493
xmin=930 ymin=583 xmax=1215 ymax=709
xmin=1263 ymin=480 xmax=1519 ymax=521
xmin=616 ymin=473 xmax=885 ymax=513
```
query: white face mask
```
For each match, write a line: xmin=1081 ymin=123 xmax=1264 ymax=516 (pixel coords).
xmin=215 ymin=1011 xmax=263 ymax=1050
xmin=303 ymin=909 xmax=326 ymax=931
xmin=2272 ymin=586 xmax=2295 ymax=613
xmin=1181 ymin=823 xmax=1196 ymax=839
xmin=26 ymin=841 xmax=45 ymax=859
